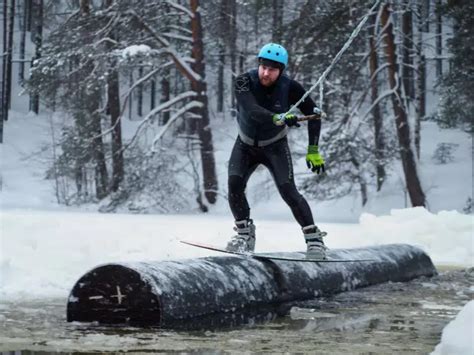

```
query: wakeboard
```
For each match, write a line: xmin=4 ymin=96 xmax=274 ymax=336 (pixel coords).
xmin=180 ymin=240 xmax=373 ymax=263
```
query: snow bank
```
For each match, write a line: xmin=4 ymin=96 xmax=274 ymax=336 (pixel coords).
xmin=357 ymin=208 xmax=473 ymax=266
xmin=0 ymin=207 xmax=471 ymax=301
xmin=431 ymin=300 xmax=474 ymax=355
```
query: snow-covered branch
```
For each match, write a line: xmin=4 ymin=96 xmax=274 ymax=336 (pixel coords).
xmin=123 ymin=92 xmax=198 ymax=151
xmin=162 ymin=32 xmax=193 ymax=43
xmin=166 ymin=1 xmax=194 ymax=19
xmin=152 ymin=100 xmax=204 ymax=148
xmin=93 ymin=37 xmax=119 ymax=48
xmin=168 ymin=24 xmax=192 ymax=35
xmin=360 ymin=88 xmax=397 ymax=121
xmin=128 ymin=10 xmax=201 ymax=83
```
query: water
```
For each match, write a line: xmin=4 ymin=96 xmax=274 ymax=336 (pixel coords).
xmin=1 ymin=267 xmax=472 ymax=354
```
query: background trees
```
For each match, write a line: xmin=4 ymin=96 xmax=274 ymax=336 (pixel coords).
xmin=1 ymin=0 xmax=466 ymax=211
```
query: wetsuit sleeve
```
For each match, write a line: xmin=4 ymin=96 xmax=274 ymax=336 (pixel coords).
xmin=234 ymin=73 xmax=274 ymax=123
xmin=289 ymin=80 xmax=322 ymax=146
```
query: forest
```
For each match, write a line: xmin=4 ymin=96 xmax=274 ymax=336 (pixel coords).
xmin=1 ymin=0 xmax=472 ymax=213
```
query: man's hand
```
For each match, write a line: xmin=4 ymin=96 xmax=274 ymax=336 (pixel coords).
xmin=306 ymin=145 xmax=325 ymax=174
xmin=272 ymin=113 xmax=300 ymax=127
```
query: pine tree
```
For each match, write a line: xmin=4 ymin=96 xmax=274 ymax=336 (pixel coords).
xmin=438 ymin=0 xmax=474 ymax=132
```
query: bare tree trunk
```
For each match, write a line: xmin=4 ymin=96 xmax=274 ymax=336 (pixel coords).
xmin=81 ymin=0 xmax=108 ymax=199
xmin=254 ymin=0 xmax=259 ymax=36
xmin=368 ymin=13 xmax=386 ymax=191
xmin=350 ymin=154 xmax=368 ymax=206
xmin=160 ymin=75 xmax=170 ymax=125
xmin=229 ymin=0 xmax=237 ymax=108
xmin=1 ymin=0 xmax=8 ymax=142
xmin=30 ymin=0 xmax=43 ymax=114
xmin=216 ymin=0 xmax=228 ymax=113
xmin=150 ymin=76 xmax=156 ymax=110
xmin=423 ymin=0 xmax=430 ymax=32
xmin=128 ymin=71 xmax=133 ymax=120
xmin=381 ymin=4 xmax=426 ymax=207
xmin=89 ymin=94 xmax=109 ymax=199
xmin=104 ymin=0 xmax=124 ymax=192
xmin=18 ymin=0 xmax=27 ymax=82
xmin=137 ymin=66 xmax=143 ymax=117
xmin=190 ymin=0 xmax=218 ymax=206
xmin=4 ymin=0 xmax=16 ymax=121
xmin=402 ymin=0 xmax=415 ymax=101
xmin=415 ymin=0 xmax=426 ymax=159
xmin=272 ymin=0 xmax=283 ymax=42
xmin=107 ymin=68 xmax=123 ymax=192
xmin=435 ymin=0 xmax=443 ymax=77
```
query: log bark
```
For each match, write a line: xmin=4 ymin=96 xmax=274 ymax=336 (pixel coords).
xmin=67 ymin=244 xmax=437 ymax=327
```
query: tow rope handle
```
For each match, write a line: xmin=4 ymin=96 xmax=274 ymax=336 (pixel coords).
xmin=297 ymin=107 xmax=327 ymax=122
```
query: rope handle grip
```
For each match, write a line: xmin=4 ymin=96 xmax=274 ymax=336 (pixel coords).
xmin=297 ymin=111 xmax=327 ymax=122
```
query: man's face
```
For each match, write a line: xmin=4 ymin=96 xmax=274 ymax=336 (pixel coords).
xmin=258 ymin=64 xmax=280 ymax=87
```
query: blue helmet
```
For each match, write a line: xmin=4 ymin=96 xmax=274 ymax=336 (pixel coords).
xmin=258 ymin=43 xmax=288 ymax=68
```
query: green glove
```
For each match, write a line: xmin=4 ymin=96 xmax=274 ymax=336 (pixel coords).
xmin=306 ymin=145 xmax=325 ymax=174
xmin=272 ymin=113 xmax=300 ymax=127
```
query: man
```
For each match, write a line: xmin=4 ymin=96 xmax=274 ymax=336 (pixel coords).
xmin=226 ymin=43 xmax=327 ymax=259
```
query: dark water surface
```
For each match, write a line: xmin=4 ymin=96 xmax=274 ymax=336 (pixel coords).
xmin=1 ymin=267 xmax=472 ymax=354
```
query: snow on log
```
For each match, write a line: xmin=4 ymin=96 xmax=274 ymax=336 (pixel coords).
xmin=67 ymin=244 xmax=436 ymax=327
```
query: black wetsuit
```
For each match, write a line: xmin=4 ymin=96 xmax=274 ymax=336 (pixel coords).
xmin=228 ymin=69 xmax=321 ymax=227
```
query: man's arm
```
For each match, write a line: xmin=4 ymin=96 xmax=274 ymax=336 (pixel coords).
xmin=289 ymin=80 xmax=321 ymax=146
xmin=234 ymin=73 xmax=274 ymax=124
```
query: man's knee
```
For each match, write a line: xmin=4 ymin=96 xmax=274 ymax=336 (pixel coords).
xmin=228 ymin=175 xmax=246 ymax=194
xmin=278 ymin=183 xmax=304 ymax=206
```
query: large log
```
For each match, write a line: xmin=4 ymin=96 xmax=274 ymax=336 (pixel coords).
xmin=67 ymin=244 xmax=436 ymax=327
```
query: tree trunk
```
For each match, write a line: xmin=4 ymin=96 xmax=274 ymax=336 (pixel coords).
xmin=128 ymin=71 xmax=133 ymax=120
xmin=4 ymin=0 xmax=16 ymax=121
xmin=350 ymin=154 xmax=368 ymax=206
xmin=190 ymin=0 xmax=218 ymax=206
xmin=81 ymin=0 xmax=108 ymax=199
xmin=150 ymin=76 xmax=156 ymax=110
xmin=30 ymin=0 xmax=43 ymax=114
xmin=402 ymin=1 xmax=415 ymax=101
xmin=161 ymin=70 xmax=170 ymax=124
xmin=104 ymin=0 xmax=124 ymax=192
xmin=216 ymin=0 xmax=228 ymax=113
xmin=89 ymin=93 xmax=109 ymax=199
xmin=272 ymin=0 xmax=283 ymax=43
xmin=107 ymin=68 xmax=124 ymax=192
xmin=415 ymin=0 xmax=427 ymax=159
xmin=137 ymin=66 xmax=143 ymax=117
xmin=423 ymin=0 xmax=430 ymax=32
xmin=435 ymin=0 xmax=442 ymax=77
xmin=368 ymin=12 xmax=386 ymax=191
xmin=18 ymin=0 xmax=27 ymax=82
xmin=381 ymin=4 xmax=426 ymax=207
xmin=229 ymin=0 xmax=237 ymax=108
xmin=1 ymin=0 xmax=8 ymax=142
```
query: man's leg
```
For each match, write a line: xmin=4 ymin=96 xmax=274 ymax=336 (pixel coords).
xmin=263 ymin=138 xmax=314 ymax=226
xmin=228 ymin=139 xmax=258 ymax=221
xmin=264 ymin=138 xmax=327 ymax=258
xmin=227 ymin=138 xmax=258 ymax=251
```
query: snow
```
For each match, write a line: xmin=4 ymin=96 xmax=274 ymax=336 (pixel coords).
xmin=0 ymin=110 xmax=472 ymax=352
xmin=121 ymin=44 xmax=152 ymax=58
xmin=431 ymin=301 xmax=474 ymax=355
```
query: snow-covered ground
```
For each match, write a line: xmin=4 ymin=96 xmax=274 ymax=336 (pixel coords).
xmin=0 ymin=111 xmax=473 ymax=353
xmin=431 ymin=301 xmax=474 ymax=355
